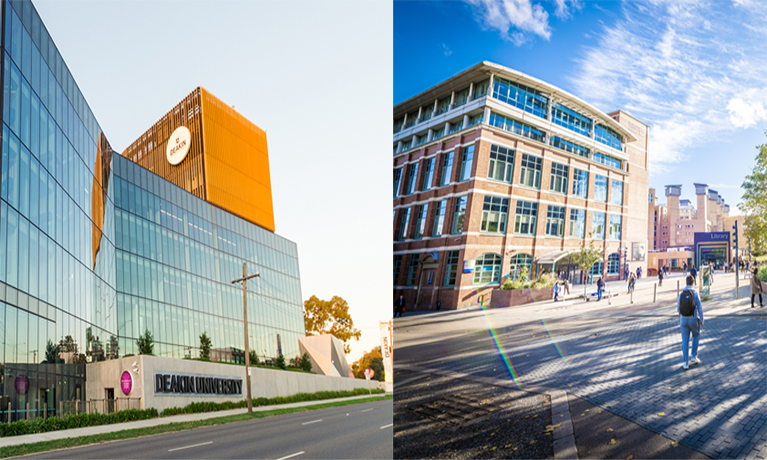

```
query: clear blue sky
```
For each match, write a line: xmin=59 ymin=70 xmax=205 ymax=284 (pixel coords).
xmin=35 ymin=0 xmax=392 ymax=362
xmin=395 ymin=0 xmax=767 ymax=213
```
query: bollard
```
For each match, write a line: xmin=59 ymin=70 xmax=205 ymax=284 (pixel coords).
xmin=26 ymin=403 xmax=29 ymax=421
xmin=630 ymin=288 xmax=633 ymax=304
xmin=608 ymin=290 xmax=612 ymax=305
xmin=677 ymin=280 xmax=680 ymax=299
xmin=7 ymin=402 xmax=10 ymax=424
xmin=653 ymin=283 xmax=657 ymax=303
xmin=76 ymin=400 xmax=79 ymax=414
xmin=89 ymin=400 xmax=92 ymax=414
xmin=44 ymin=403 xmax=47 ymax=420
xmin=59 ymin=400 xmax=62 ymax=417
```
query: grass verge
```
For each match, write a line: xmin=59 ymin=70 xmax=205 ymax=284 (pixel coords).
xmin=0 ymin=395 xmax=392 ymax=458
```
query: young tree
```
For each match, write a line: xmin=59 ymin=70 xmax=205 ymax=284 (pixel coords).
xmin=275 ymin=353 xmax=286 ymax=370
xmin=136 ymin=329 xmax=154 ymax=356
xmin=300 ymin=352 xmax=313 ymax=372
xmin=574 ymin=240 xmax=605 ymax=296
xmin=352 ymin=346 xmax=384 ymax=382
xmin=43 ymin=340 xmax=61 ymax=364
xmin=248 ymin=349 xmax=259 ymax=366
xmin=199 ymin=332 xmax=212 ymax=360
xmin=303 ymin=295 xmax=362 ymax=354
xmin=739 ymin=140 xmax=767 ymax=254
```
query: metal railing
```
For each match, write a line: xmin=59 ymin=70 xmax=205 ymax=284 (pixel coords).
xmin=2 ymin=397 xmax=142 ymax=423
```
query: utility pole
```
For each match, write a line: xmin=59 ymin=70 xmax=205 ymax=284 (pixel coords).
xmin=232 ymin=263 xmax=259 ymax=413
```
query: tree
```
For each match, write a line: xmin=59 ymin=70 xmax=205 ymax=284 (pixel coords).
xmin=249 ymin=349 xmax=259 ymax=366
xmin=303 ymin=295 xmax=362 ymax=354
xmin=199 ymin=332 xmax=212 ymax=360
xmin=136 ymin=329 xmax=154 ymax=356
xmin=106 ymin=335 xmax=119 ymax=360
xmin=574 ymin=240 xmax=605 ymax=296
xmin=300 ymin=352 xmax=313 ymax=372
xmin=275 ymin=353 xmax=286 ymax=370
xmin=739 ymin=139 xmax=767 ymax=254
xmin=43 ymin=340 xmax=62 ymax=364
xmin=352 ymin=346 xmax=384 ymax=382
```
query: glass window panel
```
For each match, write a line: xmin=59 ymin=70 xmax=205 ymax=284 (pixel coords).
xmin=9 ymin=61 xmax=21 ymax=134
xmin=21 ymin=77 xmax=30 ymax=147
xmin=18 ymin=215 xmax=29 ymax=292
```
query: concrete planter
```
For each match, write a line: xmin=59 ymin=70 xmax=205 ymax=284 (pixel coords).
xmin=489 ymin=286 xmax=554 ymax=308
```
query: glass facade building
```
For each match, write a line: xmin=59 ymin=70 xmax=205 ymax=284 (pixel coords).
xmin=0 ymin=0 xmax=304 ymax=421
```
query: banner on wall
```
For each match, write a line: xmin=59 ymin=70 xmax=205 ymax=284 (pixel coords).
xmin=379 ymin=320 xmax=393 ymax=392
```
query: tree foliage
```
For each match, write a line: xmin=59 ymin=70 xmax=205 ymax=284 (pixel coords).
xmin=574 ymin=240 xmax=605 ymax=295
xmin=275 ymin=353 xmax=286 ymax=370
xmin=248 ymin=349 xmax=259 ymax=366
xmin=739 ymin=140 xmax=767 ymax=254
xmin=199 ymin=332 xmax=212 ymax=361
xmin=352 ymin=346 xmax=385 ymax=382
xmin=136 ymin=329 xmax=154 ymax=356
xmin=300 ymin=352 xmax=312 ymax=372
xmin=303 ymin=295 xmax=362 ymax=354
xmin=43 ymin=340 xmax=62 ymax=364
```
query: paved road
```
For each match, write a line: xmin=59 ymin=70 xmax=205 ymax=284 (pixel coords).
xmin=395 ymin=271 xmax=767 ymax=459
xmin=23 ymin=400 xmax=393 ymax=459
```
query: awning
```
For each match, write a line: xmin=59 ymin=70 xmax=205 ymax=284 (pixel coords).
xmin=536 ymin=249 xmax=578 ymax=266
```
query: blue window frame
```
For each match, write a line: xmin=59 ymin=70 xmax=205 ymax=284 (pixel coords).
xmin=489 ymin=112 xmax=545 ymax=143
xmin=592 ymin=212 xmax=606 ymax=239
xmin=551 ymin=104 xmax=592 ymax=136
xmin=607 ymin=253 xmax=620 ymax=275
xmin=550 ymin=136 xmax=589 ymax=157
xmin=514 ymin=201 xmax=538 ymax=235
xmin=487 ymin=144 xmax=514 ymax=183
xmin=480 ymin=196 xmax=509 ymax=233
xmin=594 ymin=175 xmax=608 ymax=202
xmin=609 ymin=215 xmax=622 ymax=240
xmin=594 ymin=152 xmax=622 ymax=169
xmin=492 ymin=77 xmax=549 ymax=118
xmin=546 ymin=205 xmax=565 ymax=237
xmin=473 ymin=253 xmax=502 ymax=284
xmin=569 ymin=209 xmax=586 ymax=238
xmin=595 ymin=124 xmax=623 ymax=150
xmin=459 ymin=145 xmax=474 ymax=181
xmin=572 ymin=169 xmax=588 ymax=198
xmin=611 ymin=180 xmax=623 ymax=205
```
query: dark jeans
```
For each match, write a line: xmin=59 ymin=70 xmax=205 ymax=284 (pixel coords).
xmin=752 ymin=294 xmax=763 ymax=307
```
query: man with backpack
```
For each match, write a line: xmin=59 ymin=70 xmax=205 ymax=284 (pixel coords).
xmin=678 ymin=275 xmax=704 ymax=370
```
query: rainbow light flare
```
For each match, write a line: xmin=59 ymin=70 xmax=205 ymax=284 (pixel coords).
xmin=479 ymin=303 xmax=521 ymax=389
xmin=540 ymin=318 xmax=570 ymax=366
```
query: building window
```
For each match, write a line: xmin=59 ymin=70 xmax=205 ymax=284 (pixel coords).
xmin=572 ymin=169 xmax=588 ymax=198
xmin=609 ymin=215 xmax=622 ymax=240
xmin=519 ymin=154 xmax=542 ymax=189
xmin=448 ymin=121 xmax=463 ymax=134
xmin=454 ymin=87 xmax=470 ymax=107
xmin=607 ymin=253 xmax=620 ymax=275
xmin=433 ymin=127 xmax=445 ymax=140
xmin=394 ymin=117 xmax=404 ymax=134
xmin=439 ymin=151 xmax=454 ymax=186
xmin=487 ymin=144 xmax=514 ymax=183
xmin=594 ymin=152 xmax=622 ymax=169
xmin=611 ymin=180 xmax=623 ymax=205
xmin=491 ymin=77 xmax=549 ymax=118
xmin=459 ymin=145 xmax=474 ymax=181
xmin=393 ymin=167 xmax=403 ymax=198
xmin=509 ymin=253 xmax=533 ymax=281
xmin=414 ymin=204 xmax=428 ymax=239
xmin=406 ymin=255 xmax=419 ymax=286
xmin=393 ymin=254 xmax=402 ymax=286
xmin=592 ymin=212 xmax=605 ymax=239
xmin=514 ymin=200 xmax=538 ymax=235
xmin=480 ymin=196 xmax=509 ymax=233
xmin=472 ymin=79 xmax=489 ymax=99
xmin=590 ymin=261 xmax=604 ymax=276
xmin=416 ymin=133 xmax=428 ymax=146
xmin=550 ymin=136 xmax=590 ymax=157
xmin=489 ymin=112 xmax=546 ymax=143
xmin=473 ymin=253 xmax=502 ymax=284
xmin=550 ymin=162 xmax=569 ymax=194
xmin=546 ymin=205 xmax=565 ymax=237
xmin=468 ymin=113 xmax=483 ymax=126
xmin=551 ymin=104 xmax=592 ymax=136
xmin=421 ymin=158 xmax=435 ymax=191
xmin=397 ymin=208 xmax=411 ymax=240
xmin=420 ymin=106 xmax=432 ymax=123
xmin=405 ymin=111 xmax=418 ymax=128
xmin=594 ymin=175 xmax=608 ymax=202
xmin=436 ymin=96 xmax=450 ymax=115
xmin=451 ymin=196 xmax=467 ymax=234
xmin=432 ymin=200 xmax=447 ymax=237
xmin=594 ymin=124 xmax=623 ymax=150
xmin=444 ymin=250 xmax=460 ymax=286
xmin=405 ymin=162 xmax=419 ymax=195
xmin=569 ymin=209 xmax=586 ymax=238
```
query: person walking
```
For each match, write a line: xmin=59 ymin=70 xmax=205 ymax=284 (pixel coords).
xmin=596 ymin=277 xmax=605 ymax=301
xmin=678 ymin=275 xmax=703 ymax=370
xmin=690 ymin=265 xmax=697 ymax=286
xmin=751 ymin=268 xmax=764 ymax=308
xmin=553 ymin=282 xmax=560 ymax=302
xmin=636 ymin=267 xmax=641 ymax=279
xmin=627 ymin=271 xmax=636 ymax=294
xmin=683 ymin=262 xmax=688 ymax=277
xmin=394 ymin=295 xmax=406 ymax=318
xmin=658 ymin=267 xmax=664 ymax=287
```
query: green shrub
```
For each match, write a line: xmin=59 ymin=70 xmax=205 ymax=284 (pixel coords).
xmin=758 ymin=266 xmax=767 ymax=282
xmin=0 ymin=408 xmax=158 ymax=437
xmin=275 ymin=354 xmax=286 ymax=370
xmin=300 ymin=353 xmax=312 ymax=372
xmin=501 ymin=279 xmax=525 ymax=290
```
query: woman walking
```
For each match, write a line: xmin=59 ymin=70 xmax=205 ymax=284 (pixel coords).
xmin=751 ymin=268 xmax=764 ymax=308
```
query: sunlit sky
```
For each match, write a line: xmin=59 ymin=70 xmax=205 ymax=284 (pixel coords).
xmin=35 ymin=0 xmax=393 ymax=362
xmin=395 ymin=0 xmax=767 ymax=212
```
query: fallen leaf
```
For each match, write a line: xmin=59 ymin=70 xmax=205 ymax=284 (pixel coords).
xmin=525 ymin=415 xmax=530 ymax=419
xmin=530 ymin=440 xmax=536 ymax=445
xmin=671 ymin=441 xmax=679 ymax=448
xmin=505 ymin=444 xmax=512 ymax=448
xmin=642 ymin=365 xmax=646 ymax=368
xmin=610 ymin=439 xmax=617 ymax=445
xmin=561 ymin=414 xmax=564 ymax=417
xmin=668 ymin=387 xmax=672 ymax=390
xmin=533 ymin=414 xmax=538 ymax=418
xmin=606 ymin=428 xmax=614 ymax=432
xmin=585 ymin=409 xmax=589 ymax=412
xmin=657 ymin=412 xmax=665 ymax=416
xmin=627 ymin=456 xmax=634 ymax=460
xmin=490 ymin=447 xmax=497 ymax=451
xmin=545 ymin=423 xmax=562 ymax=431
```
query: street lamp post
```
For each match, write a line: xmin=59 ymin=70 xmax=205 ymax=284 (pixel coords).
xmin=231 ymin=263 xmax=259 ymax=413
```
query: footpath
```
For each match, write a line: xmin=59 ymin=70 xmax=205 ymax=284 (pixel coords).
xmin=0 ymin=394 xmax=389 ymax=448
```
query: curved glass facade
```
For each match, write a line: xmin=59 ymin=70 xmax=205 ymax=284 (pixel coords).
xmin=0 ymin=0 xmax=304 ymax=421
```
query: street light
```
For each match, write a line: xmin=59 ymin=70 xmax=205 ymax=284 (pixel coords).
xmin=231 ymin=263 xmax=259 ymax=414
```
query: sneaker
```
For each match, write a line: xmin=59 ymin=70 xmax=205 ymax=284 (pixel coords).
xmin=683 ymin=363 xmax=689 ymax=370
xmin=690 ymin=357 xmax=701 ymax=365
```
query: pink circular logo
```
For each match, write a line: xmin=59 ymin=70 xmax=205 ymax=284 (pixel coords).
xmin=15 ymin=375 xmax=29 ymax=395
xmin=121 ymin=371 xmax=133 ymax=395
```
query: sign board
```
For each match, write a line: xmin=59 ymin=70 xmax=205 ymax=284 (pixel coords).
xmin=463 ymin=260 xmax=475 ymax=274
xmin=632 ymin=242 xmax=646 ymax=261
xmin=364 ymin=368 xmax=374 ymax=380
xmin=121 ymin=371 xmax=133 ymax=395
xmin=166 ymin=126 xmax=191 ymax=165
xmin=154 ymin=371 xmax=242 ymax=396
xmin=700 ymin=265 xmax=712 ymax=300
xmin=379 ymin=320 xmax=393 ymax=392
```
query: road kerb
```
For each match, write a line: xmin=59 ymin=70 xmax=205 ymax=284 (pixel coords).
xmin=550 ymin=390 xmax=578 ymax=459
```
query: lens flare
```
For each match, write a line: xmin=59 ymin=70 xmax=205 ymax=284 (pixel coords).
xmin=479 ymin=303 xmax=521 ymax=388
xmin=541 ymin=318 xmax=569 ymax=365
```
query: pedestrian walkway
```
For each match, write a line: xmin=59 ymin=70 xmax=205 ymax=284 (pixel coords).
xmin=0 ymin=394 xmax=388 ymax=448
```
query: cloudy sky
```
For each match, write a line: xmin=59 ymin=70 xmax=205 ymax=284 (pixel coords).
xmin=395 ymin=0 xmax=766 ymax=211
xmin=35 ymin=0 xmax=392 ymax=362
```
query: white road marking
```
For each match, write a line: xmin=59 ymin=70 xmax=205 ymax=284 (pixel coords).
xmin=276 ymin=452 xmax=305 ymax=460
xmin=168 ymin=441 xmax=213 ymax=452
xmin=380 ymin=423 xmax=393 ymax=429
xmin=361 ymin=408 xmax=374 ymax=413
xmin=301 ymin=419 xmax=323 ymax=425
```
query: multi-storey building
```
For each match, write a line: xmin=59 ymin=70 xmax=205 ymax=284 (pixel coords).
xmin=394 ymin=62 xmax=650 ymax=310
xmin=0 ymin=0 xmax=303 ymax=420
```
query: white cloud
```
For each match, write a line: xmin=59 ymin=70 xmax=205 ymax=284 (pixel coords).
xmin=465 ymin=0 xmax=559 ymax=44
xmin=442 ymin=43 xmax=453 ymax=56
xmin=569 ymin=1 xmax=767 ymax=171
